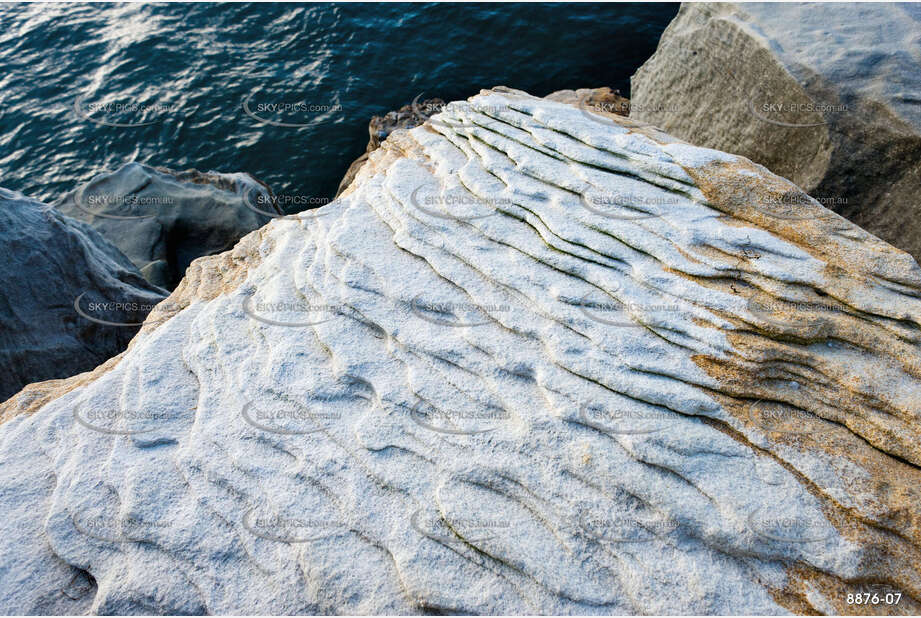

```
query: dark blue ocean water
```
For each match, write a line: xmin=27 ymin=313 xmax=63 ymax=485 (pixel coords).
xmin=0 ymin=3 xmax=677 ymax=209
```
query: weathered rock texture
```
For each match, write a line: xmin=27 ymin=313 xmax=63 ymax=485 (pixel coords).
xmin=338 ymin=90 xmax=628 ymax=198
xmin=630 ymin=2 xmax=921 ymax=262
xmin=0 ymin=187 xmax=166 ymax=402
xmin=2 ymin=88 xmax=920 ymax=614
xmin=56 ymin=163 xmax=277 ymax=289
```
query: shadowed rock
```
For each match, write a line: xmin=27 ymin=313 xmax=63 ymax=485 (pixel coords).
xmin=0 ymin=187 xmax=166 ymax=402
xmin=56 ymin=163 xmax=278 ymax=289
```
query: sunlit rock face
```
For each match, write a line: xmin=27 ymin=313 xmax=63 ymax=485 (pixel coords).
xmin=1 ymin=88 xmax=920 ymax=615
xmin=56 ymin=163 xmax=277 ymax=289
xmin=630 ymin=2 xmax=921 ymax=262
xmin=0 ymin=187 xmax=166 ymax=402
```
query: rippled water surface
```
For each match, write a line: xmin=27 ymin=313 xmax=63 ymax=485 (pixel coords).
xmin=0 ymin=3 xmax=677 ymax=208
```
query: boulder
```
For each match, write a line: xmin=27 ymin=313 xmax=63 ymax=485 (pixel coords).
xmin=56 ymin=163 xmax=278 ymax=289
xmin=629 ymin=2 xmax=921 ymax=261
xmin=1 ymin=88 xmax=920 ymax=614
xmin=0 ymin=187 xmax=167 ymax=402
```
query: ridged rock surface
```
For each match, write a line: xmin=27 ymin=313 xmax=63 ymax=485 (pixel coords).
xmin=0 ymin=188 xmax=167 ymax=402
xmin=339 ymin=88 xmax=627 ymax=197
xmin=630 ymin=2 xmax=921 ymax=262
xmin=2 ymin=88 xmax=921 ymax=615
xmin=56 ymin=163 xmax=277 ymax=290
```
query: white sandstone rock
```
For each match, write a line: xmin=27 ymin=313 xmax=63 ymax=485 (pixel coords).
xmin=1 ymin=88 xmax=919 ymax=614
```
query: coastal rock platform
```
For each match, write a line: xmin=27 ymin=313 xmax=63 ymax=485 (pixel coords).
xmin=1 ymin=88 xmax=919 ymax=614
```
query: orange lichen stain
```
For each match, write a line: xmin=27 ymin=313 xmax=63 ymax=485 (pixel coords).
xmin=691 ymin=345 xmax=921 ymax=611
xmin=773 ymin=564 xmax=921 ymax=616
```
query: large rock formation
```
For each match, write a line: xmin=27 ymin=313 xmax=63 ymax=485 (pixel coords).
xmin=0 ymin=188 xmax=167 ymax=402
xmin=630 ymin=3 xmax=921 ymax=261
xmin=56 ymin=163 xmax=278 ymax=290
xmin=2 ymin=88 xmax=920 ymax=614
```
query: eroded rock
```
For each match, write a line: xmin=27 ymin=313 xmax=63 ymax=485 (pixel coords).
xmin=56 ymin=163 xmax=278 ymax=289
xmin=630 ymin=2 xmax=921 ymax=261
xmin=338 ymin=90 xmax=629 ymax=198
xmin=1 ymin=89 xmax=920 ymax=614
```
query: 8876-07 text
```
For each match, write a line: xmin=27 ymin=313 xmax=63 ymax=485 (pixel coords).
xmin=847 ymin=592 xmax=902 ymax=606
